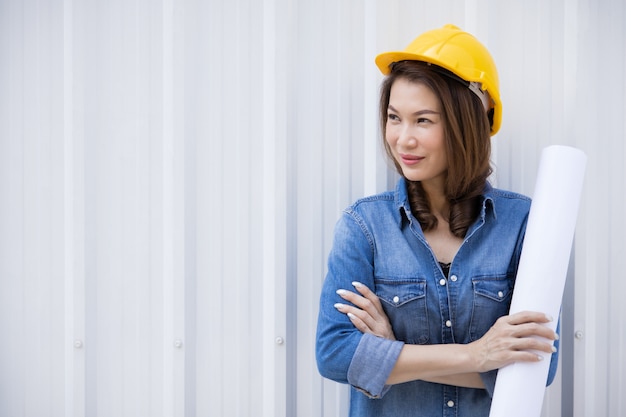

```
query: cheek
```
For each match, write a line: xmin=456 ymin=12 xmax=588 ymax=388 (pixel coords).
xmin=385 ymin=125 xmax=398 ymax=146
xmin=385 ymin=134 xmax=394 ymax=148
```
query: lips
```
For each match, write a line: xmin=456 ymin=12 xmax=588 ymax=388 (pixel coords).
xmin=399 ymin=153 xmax=424 ymax=166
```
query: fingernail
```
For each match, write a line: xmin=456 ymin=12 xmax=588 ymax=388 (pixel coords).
xmin=545 ymin=315 xmax=554 ymax=322
xmin=551 ymin=345 xmax=557 ymax=353
xmin=554 ymin=333 xmax=560 ymax=341
xmin=334 ymin=303 xmax=345 ymax=310
xmin=352 ymin=281 xmax=363 ymax=288
xmin=336 ymin=289 xmax=347 ymax=296
xmin=347 ymin=312 xmax=356 ymax=320
xmin=537 ymin=355 xmax=544 ymax=361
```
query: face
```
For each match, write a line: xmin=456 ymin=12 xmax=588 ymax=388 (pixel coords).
xmin=386 ymin=78 xmax=448 ymax=187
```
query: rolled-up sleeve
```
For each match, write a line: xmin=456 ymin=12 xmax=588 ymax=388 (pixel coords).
xmin=546 ymin=319 xmax=561 ymax=386
xmin=480 ymin=369 xmax=498 ymax=397
xmin=347 ymin=333 xmax=404 ymax=398
xmin=316 ymin=210 xmax=402 ymax=399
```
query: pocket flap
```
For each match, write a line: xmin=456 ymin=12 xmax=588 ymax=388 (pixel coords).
xmin=472 ymin=277 xmax=511 ymax=302
xmin=375 ymin=278 xmax=427 ymax=307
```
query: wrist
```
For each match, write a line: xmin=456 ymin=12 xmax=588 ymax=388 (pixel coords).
xmin=464 ymin=341 xmax=482 ymax=373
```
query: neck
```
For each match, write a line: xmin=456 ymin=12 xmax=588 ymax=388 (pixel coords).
xmin=421 ymin=181 xmax=449 ymax=219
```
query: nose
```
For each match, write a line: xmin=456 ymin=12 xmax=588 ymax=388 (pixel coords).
xmin=397 ymin=124 xmax=417 ymax=148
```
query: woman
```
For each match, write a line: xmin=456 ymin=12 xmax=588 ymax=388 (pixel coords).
xmin=315 ymin=24 xmax=559 ymax=416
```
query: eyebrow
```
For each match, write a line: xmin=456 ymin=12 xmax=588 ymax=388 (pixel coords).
xmin=388 ymin=105 xmax=440 ymax=116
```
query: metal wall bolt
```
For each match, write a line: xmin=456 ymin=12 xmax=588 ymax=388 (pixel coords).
xmin=173 ymin=339 xmax=183 ymax=348
xmin=74 ymin=340 xmax=83 ymax=349
xmin=574 ymin=330 xmax=584 ymax=340
xmin=275 ymin=337 xmax=284 ymax=345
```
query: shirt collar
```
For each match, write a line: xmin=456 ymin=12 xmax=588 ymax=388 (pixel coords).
xmin=394 ymin=177 xmax=497 ymax=228
xmin=481 ymin=182 xmax=497 ymax=221
xmin=394 ymin=178 xmax=413 ymax=228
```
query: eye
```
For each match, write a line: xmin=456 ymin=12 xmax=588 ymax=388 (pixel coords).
xmin=387 ymin=113 xmax=400 ymax=122
xmin=417 ymin=117 xmax=432 ymax=124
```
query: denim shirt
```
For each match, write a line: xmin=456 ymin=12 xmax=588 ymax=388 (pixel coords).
xmin=316 ymin=178 xmax=559 ymax=417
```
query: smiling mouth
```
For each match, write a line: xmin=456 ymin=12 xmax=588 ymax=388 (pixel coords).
xmin=399 ymin=154 xmax=424 ymax=165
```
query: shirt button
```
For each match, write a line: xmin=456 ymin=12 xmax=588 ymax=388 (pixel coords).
xmin=393 ymin=296 xmax=400 ymax=304
xmin=450 ymin=275 xmax=458 ymax=282
xmin=439 ymin=278 xmax=446 ymax=286
xmin=445 ymin=320 xmax=452 ymax=327
xmin=447 ymin=400 xmax=455 ymax=407
xmin=498 ymin=291 xmax=504 ymax=298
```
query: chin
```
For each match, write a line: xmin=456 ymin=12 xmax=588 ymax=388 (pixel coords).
xmin=401 ymin=171 xmax=423 ymax=182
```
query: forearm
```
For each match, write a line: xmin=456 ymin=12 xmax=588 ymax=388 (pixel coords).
xmin=420 ymin=373 xmax=485 ymax=389
xmin=386 ymin=343 xmax=479 ymax=386
xmin=333 ymin=282 xmax=558 ymax=392
xmin=386 ymin=311 xmax=557 ymax=388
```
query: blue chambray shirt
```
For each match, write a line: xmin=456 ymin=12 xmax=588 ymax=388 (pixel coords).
xmin=316 ymin=178 xmax=559 ymax=417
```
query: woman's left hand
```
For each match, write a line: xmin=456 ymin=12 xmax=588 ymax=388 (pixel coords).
xmin=335 ymin=282 xmax=396 ymax=341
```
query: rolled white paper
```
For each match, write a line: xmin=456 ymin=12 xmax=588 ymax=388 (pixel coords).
xmin=489 ymin=145 xmax=586 ymax=417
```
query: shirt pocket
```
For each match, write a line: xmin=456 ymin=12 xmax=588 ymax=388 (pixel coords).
xmin=375 ymin=277 xmax=429 ymax=345
xmin=469 ymin=275 xmax=513 ymax=341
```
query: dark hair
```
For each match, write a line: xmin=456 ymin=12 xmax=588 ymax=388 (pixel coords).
xmin=379 ymin=60 xmax=493 ymax=237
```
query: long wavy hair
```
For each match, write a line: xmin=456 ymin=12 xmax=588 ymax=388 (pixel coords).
xmin=379 ymin=60 xmax=493 ymax=238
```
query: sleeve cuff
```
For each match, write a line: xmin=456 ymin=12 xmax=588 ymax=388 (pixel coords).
xmin=480 ymin=369 xmax=498 ymax=397
xmin=347 ymin=333 xmax=404 ymax=399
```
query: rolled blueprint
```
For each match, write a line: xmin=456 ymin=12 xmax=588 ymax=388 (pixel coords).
xmin=489 ymin=145 xmax=587 ymax=417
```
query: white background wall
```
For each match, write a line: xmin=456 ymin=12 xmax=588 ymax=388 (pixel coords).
xmin=0 ymin=0 xmax=624 ymax=416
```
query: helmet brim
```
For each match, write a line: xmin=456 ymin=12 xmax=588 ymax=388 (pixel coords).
xmin=375 ymin=51 xmax=450 ymax=76
xmin=374 ymin=52 xmax=502 ymax=136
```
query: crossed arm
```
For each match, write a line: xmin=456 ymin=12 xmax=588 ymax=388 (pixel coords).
xmin=334 ymin=281 xmax=558 ymax=388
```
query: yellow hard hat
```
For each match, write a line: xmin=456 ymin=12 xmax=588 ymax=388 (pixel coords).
xmin=375 ymin=24 xmax=502 ymax=136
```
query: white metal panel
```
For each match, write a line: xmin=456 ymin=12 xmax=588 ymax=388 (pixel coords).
xmin=182 ymin=0 xmax=267 ymax=415
xmin=1 ymin=1 xmax=626 ymax=417
xmin=0 ymin=2 xmax=26 ymax=415
xmin=0 ymin=1 xmax=66 ymax=416
xmin=261 ymin=1 xmax=290 ymax=416
xmin=571 ymin=1 xmax=626 ymax=416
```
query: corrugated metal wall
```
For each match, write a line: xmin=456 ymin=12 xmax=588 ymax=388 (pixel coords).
xmin=0 ymin=0 xmax=624 ymax=416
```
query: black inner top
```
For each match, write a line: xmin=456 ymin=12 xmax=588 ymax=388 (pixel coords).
xmin=439 ymin=262 xmax=451 ymax=279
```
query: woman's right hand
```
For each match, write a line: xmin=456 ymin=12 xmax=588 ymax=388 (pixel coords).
xmin=334 ymin=281 xmax=396 ymax=341
xmin=468 ymin=311 xmax=558 ymax=373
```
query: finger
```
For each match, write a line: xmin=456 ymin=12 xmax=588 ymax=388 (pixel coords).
xmin=335 ymin=299 xmax=394 ymax=338
xmin=350 ymin=281 xmax=374 ymax=297
xmin=509 ymin=335 xmax=558 ymax=354
xmin=336 ymin=289 xmax=379 ymax=318
xmin=505 ymin=310 xmax=553 ymax=326
xmin=335 ymin=287 xmax=396 ymax=339
xmin=471 ymin=336 xmax=555 ymax=372
xmin=351 ymin=281 xmax=386 ymax=315
xmin=505 ymin=350 xmax=549 ymax=364
xmin=494 ymin=325 xmax=559 ymax=354
xmin=335 ymin=304 xmax=384 ymax=335
xmin=334 ymin=302 xmax=372 ymax=333
xmin=498 ymin=311 xmax=559 ymax=341
xmin=346 ymin=312 xmax=371 ymax=334
xmin=510 ymin=322 xmax=559 ymax=341
xmin=334 ymin=302 xmax=374 ymax=328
